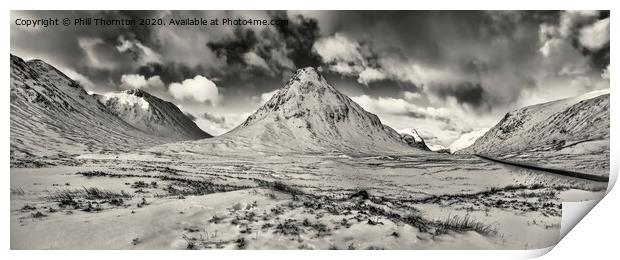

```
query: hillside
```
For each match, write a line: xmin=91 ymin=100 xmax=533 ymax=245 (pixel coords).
xmin=10 ymin=54 xmax=172 ymax=164
xmin=97 ymin=89 xmax=211 ymax=140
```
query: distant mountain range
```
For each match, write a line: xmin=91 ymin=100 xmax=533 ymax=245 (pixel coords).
xmin=459 ymin=90 xmax=609 ymax=156
xmin=10 ymin=54 xmax=609 ymax=162
xmin=10 ymin=54 xmax=208 ymax=162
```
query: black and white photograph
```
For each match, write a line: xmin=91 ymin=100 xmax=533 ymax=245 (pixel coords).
xmin=9 ymin=10 xmax=611 ymax=250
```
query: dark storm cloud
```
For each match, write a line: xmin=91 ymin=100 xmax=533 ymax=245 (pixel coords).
xmin=11 ymin=10 xmax=610 ymax=143
xmin=136 ymin=62 xmax=198 ymax=85
xmin=207 ymin=28 xmax=258 ymax=65
xmin=431 ymin=82 xmax=486 ymax=108
xmin=313 ymin=11 xmax=555 ymax=64
xmin=11 ymin=10 xmax=322 ymax=92
xmin=308 ymin=10 xmax=608 ymax=109
xmin=323 ymin=71 xmax=422 ymax=98
xmin=206 ymin=11 xmax=321 ymax=79
xmin=13 ymin=10 xmax=607 ymax=101
xmin=587 ymin=43 xmax=610 ymax=70
xmin=394 ymin=110 xmax=453 ymax=125
xmin=271 ymin=12 xmax=322 ymax=68
xmin=11 ymin=10 xmax=168 ymax=91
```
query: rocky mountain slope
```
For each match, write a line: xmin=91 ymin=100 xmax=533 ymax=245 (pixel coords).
xmin=151 ymin=67 xmax=425 ymax=155
xmin=97 ymin=89 xmax=211 ymax=140
xmin=460 ymin=90 xmax=609 ymax=155
xmin=400 ymin=129 xmax=431 ymax=151
xmin=10 ymin=54 xmax=173 ymax=162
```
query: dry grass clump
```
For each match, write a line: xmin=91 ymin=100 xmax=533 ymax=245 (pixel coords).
xmin=46 ymin=187 xmax=132 ymax=201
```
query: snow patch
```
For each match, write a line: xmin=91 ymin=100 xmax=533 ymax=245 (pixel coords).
xmin=100 ymin=92 xmax=150 ymax=110
xmin=449 ymin=128 xmax=489 ymax=153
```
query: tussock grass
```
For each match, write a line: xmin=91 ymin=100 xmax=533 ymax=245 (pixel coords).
xmin=165 ymin=179 xmax=241 ymax=196
xmin=31 ymin=211 xmax=47 ymax=218
xmin=272 ymin=181 xmax=305 ymax=195
xmin=76 ymin=171 xmax=111 ymax=178
xmin=46 ymin=187 xmax=132 ymax=201
xmin=256 ymin=180 xmax=305 ymax=196
xmin=434 ymin=214 xmax=496 ymax=236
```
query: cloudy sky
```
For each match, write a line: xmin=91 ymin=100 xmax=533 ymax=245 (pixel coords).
xmin=10 ymin=10 xmax=610 ymax=146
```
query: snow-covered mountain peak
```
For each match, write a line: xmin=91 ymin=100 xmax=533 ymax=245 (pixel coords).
xmin=289 ymin=67 xmax=322 ymax=83
xmin=97 ymin=89 xmax=211 ymax=140
xmin=215 ymin=67 xmax=423 ymax=154
xmin=277 ymin=67 xmax=335 ymax=97
xmin=10 ymin=54 xmax=170 ymax=160
xmin=242 ymin=66 xmax=377 ymax=129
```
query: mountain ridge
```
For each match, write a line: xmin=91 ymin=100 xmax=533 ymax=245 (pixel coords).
xmin=459 ymin=91 xmax=609 ymax=155
xmin=150 ymin=67 xmax=426 ymax=155
xmin=97 ymin=89 xmax=211 ymax=140
xmin=10 ymin=54 xmax=172 ymax=162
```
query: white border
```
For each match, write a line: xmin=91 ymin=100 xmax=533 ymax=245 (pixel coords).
xmin=3 ymin=1 xmax=617 ymax=259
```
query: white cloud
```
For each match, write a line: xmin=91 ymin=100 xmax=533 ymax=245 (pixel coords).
xmin=77 ymin=37 xmax=115 ymax=70
xmin=270 ymin=48 xmax=295 ymax=70
xmin=558 ymin=60 xmax=590 ymax=76
xmin=350 ymin=93 xmax=499 ymax=146
xmin=169 ymin=75 xmax=221 ymax=105
xmin=558 ymin=11 xmax=599 ymax=37
xmin=116 ymin=36 xmax=162 ymax=64
xmin=569 ymin=76 xmax=593 ymax=91
xmin=313 ymin=33 xmax=364 ymax=64
xmin=151 ymin=18 xmax=225 ymax=70
xmin=539 ymin=11 xmax=606 ymax=57
xmin=259 ymin=89 xmax=279 ymax=105
xmin=314 ymin=34 xmax=459 ymax=87
xmin=579 ymin=18 xmax=610 ymax=51
xmin=538 ymin=38 xmax=563 ymax=57
xmin=377 ymin=57 xmax=461 ymax=86
xmin=602 ymin=65 xmax=610 ymax=80
xmin=351 ymin=95 xmax=451 ymax=122
xmin=403 ymin=91 xmax=422 ymax=101
xmin=243 ymin=52 xmax=272 ymax=73
xmin=119 ymin=74 xmax=164 ymax=90
xmin=195 ymin=112 xmax=251 ymax=136
xmin=328 ymin=62 xmax=364 ymax=75
xmin=357 ymin=68 xmax=386 ymax=85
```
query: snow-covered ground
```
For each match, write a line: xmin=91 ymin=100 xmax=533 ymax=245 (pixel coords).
xmin=10 ymin=152 xmax=606 ymax=249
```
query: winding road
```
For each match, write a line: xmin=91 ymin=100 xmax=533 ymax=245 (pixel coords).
xmin=475 ymin=154 xmax=609 ymax=182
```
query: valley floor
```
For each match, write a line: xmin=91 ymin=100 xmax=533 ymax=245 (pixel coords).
xmin=10 ymin=152 xmax=607 ymax=250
